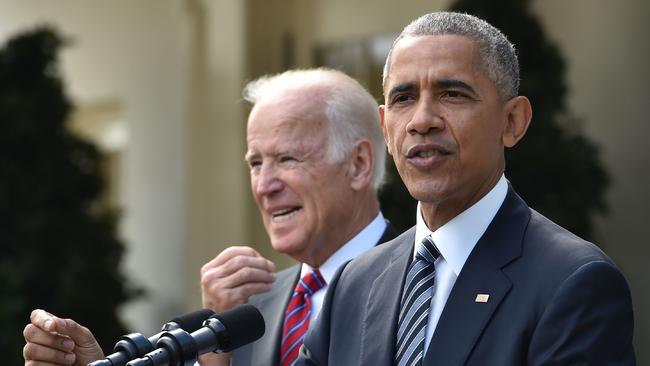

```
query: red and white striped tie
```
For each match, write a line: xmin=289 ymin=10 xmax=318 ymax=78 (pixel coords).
xmin=279 ymin=269 xmax=326 ymax=366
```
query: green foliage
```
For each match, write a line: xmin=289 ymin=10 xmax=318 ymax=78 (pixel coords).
xmin=0 ymin=27 xmax=139 ymax=363
xmin=379 ymin=1 xmax=609 ymax=240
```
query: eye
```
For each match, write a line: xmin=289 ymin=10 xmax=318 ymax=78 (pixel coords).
xmin=445 ymin=91 xmax=462 ymax=97
xmin=441 ymin=90 xmax=471 ymax=101
xmin=279 ymin=155 xmax=298 ymax=166
xmin=247 ymin=159 xmax=262 ymax=173
xmin=392 ymin=94 xmax=415 ymax=105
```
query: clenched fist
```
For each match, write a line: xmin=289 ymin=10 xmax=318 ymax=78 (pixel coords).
xmin=200 ymin=246 xmax=276 ymax=312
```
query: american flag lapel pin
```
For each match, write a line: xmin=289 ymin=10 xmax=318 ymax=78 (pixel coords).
xmin=475 ymin=294 xmax=490 ymax=303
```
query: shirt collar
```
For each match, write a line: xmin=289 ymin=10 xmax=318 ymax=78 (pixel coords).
xmin=302 ymin=212 xmax=387 ymax=284
xmin=414 ymin=175 xmax=508 ymax=276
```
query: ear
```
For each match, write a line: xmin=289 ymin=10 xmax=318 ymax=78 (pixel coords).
xmin=502 ymin=96 xmax=532 ymax=148
xmin=347 ymin=139 xmax=374 ymax=191
xmin=379 ymin=105 xmax=393 ymax=156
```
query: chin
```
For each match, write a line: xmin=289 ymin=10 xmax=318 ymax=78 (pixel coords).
xmin=407 ymin=183 xmax=449 ymax=204
xmin=406 ymin=179 xmax=440 ymax=196
xmin=270 ymin=237 xmax=305 ymax=256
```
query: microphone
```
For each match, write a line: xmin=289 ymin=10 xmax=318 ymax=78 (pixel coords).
xmin=125 ymin=304 xmax=265 ymax=366
xmin=88 ymin=308 xmax=215 ymax=366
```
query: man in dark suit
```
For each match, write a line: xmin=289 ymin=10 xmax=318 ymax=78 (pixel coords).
xmin=22 ymin=69 xmax=396 ymax=366
xmin=199 ymin=69 xmax=397 ymax=366
xmin=298 ymin=12 xmax=636 ymax=366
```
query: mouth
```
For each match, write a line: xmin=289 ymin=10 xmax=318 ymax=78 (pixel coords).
xmin=411 ymin=149 xmax=442 ymax=158
xmin=270 ymin=207 xmax=302 ymax=222
xmin=405 ymin=144 xmax=451 ymax=167
xmin=406 ymin=143 xmax=451 ymax=158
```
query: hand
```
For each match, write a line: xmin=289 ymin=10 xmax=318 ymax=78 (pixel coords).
xmin=197 ymin=351 xmax=232 ymax=366
xmin=201 ymin=246 xmax=276 ymax=312
xmin=23 ymin=309 xmax=104 ymax=366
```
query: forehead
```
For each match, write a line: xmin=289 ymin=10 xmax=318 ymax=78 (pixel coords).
xmin=385 ymin=35 xmax=487 ymax=89
xmin=246 ymin=92 xmax=329 ymax=154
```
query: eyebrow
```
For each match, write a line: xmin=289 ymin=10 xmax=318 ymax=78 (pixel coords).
xmin=387 ymin=79 xmax=478 ymax=100
xmin=244 ymin=148 xmax=305 ymax=162
xmin=436 ymin=79 xmax=477 ymax=95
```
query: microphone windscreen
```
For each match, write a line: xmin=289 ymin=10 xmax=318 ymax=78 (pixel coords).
xmin=169 ymin=308 xmax=215 ymax=332
xmin=213 ymin=304 xmax=265 ymax=351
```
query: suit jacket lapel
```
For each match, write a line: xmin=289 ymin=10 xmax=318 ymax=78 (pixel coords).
xmin=423 ymin=186 xmax=530 ymax=365
xmin=251 ymin=266 xmax=300 ymax=366
xmin=361 ymin=228 xmax=415 ymax=366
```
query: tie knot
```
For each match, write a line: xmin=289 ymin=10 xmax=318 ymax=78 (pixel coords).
xmin=416 ymin=235 xmax=440 ymax=264
xmin=295 ymin=269 xmax=326 ymax=296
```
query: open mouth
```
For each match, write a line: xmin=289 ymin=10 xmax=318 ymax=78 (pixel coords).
xmin=405 ymin=144 xmax=451 ymax=169
xmin=412 ymin=149 xmax=442 ymax=158
xmin=271 ymin=207 xmax=302 ymax=222
xmin=406 ymin=144 xmax=451 ymax=158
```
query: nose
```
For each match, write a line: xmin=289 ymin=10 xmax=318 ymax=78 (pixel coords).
xmin=406 ymin=96 xmax=444 ymax=135
xmin=253 ymin=163 xmax=284 ymax=197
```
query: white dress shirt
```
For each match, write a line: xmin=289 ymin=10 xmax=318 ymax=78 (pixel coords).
xmin=301 ymin=211 xmax=387 ymax=324
xmin=415 ymin=175 xmax=508 ymax=354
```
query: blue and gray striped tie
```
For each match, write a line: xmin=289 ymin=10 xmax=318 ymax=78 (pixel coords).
xmin=395 ymin=235 xmax=440 ymax=366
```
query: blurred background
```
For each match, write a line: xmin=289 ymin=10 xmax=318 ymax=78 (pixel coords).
xmin=1 ymin=0 xmax=648 ymax=364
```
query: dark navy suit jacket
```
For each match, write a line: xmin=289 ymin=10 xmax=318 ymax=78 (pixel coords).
xmin=230 ymin=222 xmax=398 ymax=366
xmin=298 ymin=187 xmax=635 ymax=365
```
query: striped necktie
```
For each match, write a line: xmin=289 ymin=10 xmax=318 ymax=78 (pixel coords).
xmin=395 ymin=235 xmax=440 ymax=366
xmin=279 ymin=269 xmax=326 ymax=366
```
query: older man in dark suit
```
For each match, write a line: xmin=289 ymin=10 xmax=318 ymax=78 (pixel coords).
xmin=199 ymin=69 xmax=397 ymax=366
xmin=298 ymin=12 xmax=635 ymax=366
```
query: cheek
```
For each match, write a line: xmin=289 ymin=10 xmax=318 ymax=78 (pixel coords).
xmin=385 ymin=125 xmax=402 ymax=156
xmin=309 ymin=175 xmax=345 ymax=213
xmin=466 ymin=121 xmax=500 ymax=151
xmin=456 ymin=131 xmax=499 ymax=171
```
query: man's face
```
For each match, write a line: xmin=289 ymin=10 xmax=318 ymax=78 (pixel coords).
xmin=380 ymin=35 xmax=509 ymax=222
xmin=246 ymin=92 xmax=353 ymax=264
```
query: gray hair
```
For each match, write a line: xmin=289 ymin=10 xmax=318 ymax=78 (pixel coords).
xmin=243 ymin=68 xmax=386 ymax=190
xmin=383 ymin=12 xmax=519 ymax=100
